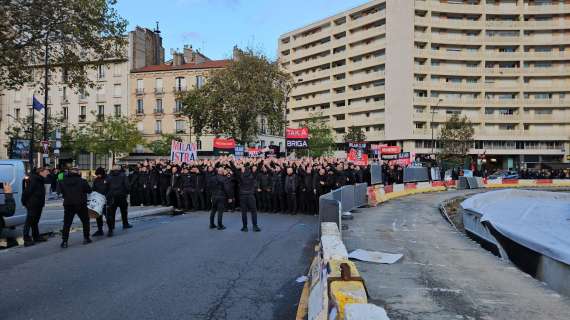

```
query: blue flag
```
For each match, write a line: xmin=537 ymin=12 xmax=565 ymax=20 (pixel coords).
xmin=32 ymin=96 xmax=44 ymax=111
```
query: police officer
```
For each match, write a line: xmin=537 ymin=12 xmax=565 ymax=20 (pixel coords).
xmin=236 ymin=163 xmax=261 ymax=232
xmin=106 ymin=165 xmax=132 ymax=236
xmin=208 ymin=167 xmax=233 ymax=230
xmin=59 ymin=167 xmax=92 ymax=248
xmin=21 ymin=167 xmax=50 ymax=246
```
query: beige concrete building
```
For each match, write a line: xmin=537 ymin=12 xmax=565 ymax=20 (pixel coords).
xmin=279 ymin=0 xmax=570 ymax=169
xmin=0 ymin=27 xmax=164 ymax=164
xmin=130 ymin=46 xmax=285 ymax=154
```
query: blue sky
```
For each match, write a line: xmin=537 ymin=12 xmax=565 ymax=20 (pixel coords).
xmin=116 ymin=0 xmax=369 ymax=61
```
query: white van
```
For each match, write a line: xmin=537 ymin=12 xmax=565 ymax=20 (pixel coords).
xmin=0 ymin=160 xmax=28 ymax=234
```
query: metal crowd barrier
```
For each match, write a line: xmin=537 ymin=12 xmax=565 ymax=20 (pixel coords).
xmin=318 ymin=183 xmax=369 ymax=236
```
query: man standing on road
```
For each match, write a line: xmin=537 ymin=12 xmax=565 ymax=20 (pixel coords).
xmin=106 ymin=165 xmax=132 ymax=236
xmin=236 ymin=163 xmax=261 ymax=232
xmin=59 ymin=167 xmax=92 ymax=248
xmin=21 ymin=167 xmax=50 ymax=247
xmin=208 ymin=167 xmax=233 ymax=230
xmin=92 ymin=167 xmax=109 ymax=237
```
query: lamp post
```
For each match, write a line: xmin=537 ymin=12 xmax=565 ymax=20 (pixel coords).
xmin=431 ymin=98 xmax=443 ymax=156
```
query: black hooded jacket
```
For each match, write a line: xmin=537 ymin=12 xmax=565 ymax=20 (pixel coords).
xmin=60 ymin=173 xmax=92 ymax=206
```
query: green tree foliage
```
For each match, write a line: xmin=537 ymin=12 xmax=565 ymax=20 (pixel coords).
xmin=437 ymin=114 xmax=475 ymax=167
xmin=297 ymin=113 xmax=335 ymax=157
xmin=0 ymin=0 xmax=127 ymax=90
xmin=179 ymin=48 xmax=293 ymax=144
xmin=74 ymin=116 xmax=144 ymax=162
xmin=147 ymin=134 xmax=182 ymax=156
xmin=343 ymin=126 xmax=367 ymax=143
xmin=179 ymin=87 xmax=209 ymax=141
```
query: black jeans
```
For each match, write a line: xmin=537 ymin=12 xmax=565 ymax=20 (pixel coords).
xmin=95 ymin=205 xmax=107 ymax=232
xmin=108 ymin=195 xmax=129 ymax=230
xmin=209 ymin=197 xmax=225 ymax=226
xmin=62 ymin=205 xmax=90 ymax=241
xmin=286 ymin=193 xmax=297 ymax=214
xmin=23 ymin=206 xmax=43 ymax=240
xmin=191 ymin=190 xmax=205 ymax=211
xmin=240 ymin=194 xmax=258 ymax=227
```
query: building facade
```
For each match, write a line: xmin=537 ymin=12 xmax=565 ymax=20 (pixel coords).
xmin=278 ymin=0 xmax=570 ymax=168
xmin=0 ymin=27 xmax=163 ymax=163
xmin=130 ymin=46 xmax=285 ymax=154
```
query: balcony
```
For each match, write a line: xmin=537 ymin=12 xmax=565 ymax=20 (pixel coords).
xmin=136 ymin=109 xmax=145 ymax=116
xmin=78 ymin=115 xmax=86 ymax=123
xmin=485 ymin=21 xmax=521 ymax=29
xmin=348 ymin=40 xmax=386 ymax=58
xmin=292 ymin=29 xmax=331 ymax=46
xmin=484 ymin=83 xmax=520 ymax=91
xmin=485 ymin=99 xmax=521 ymax=107
xmin=524 ymin=20 xmax=568 ymax=30
xmin=350 ymin=71 xmax=385 ymax=85
xmin=427 ymin=49 xmax=481 ymax=61
xmin=524 ymin=4 xmax=570 ymax=14
xmin=524 ymin=51 xmax=570 ymax=60
xmin=175 ymin=129 xmax=186 ymax=134
xmin=431 ymin=34 xmax=484 ymax=45
xmin=485 ymin=67 xmax=521 ymax=76
xmin=96 ymin=114 xmax=105 ymax=122
xmin=135 ymin=88 xmax=144 ymax=95
xmin=429 ymin=1 xmax=482 ymax=14
xmin=293 ymin=44 xmax=331 ymax=61
xmin=484 ymin=51 xmax=522 ymax=59
xmin=429 ymin=66 xmax=482 ymax=76
xmin=153 ymin=108 xmax=164 ymax=115
xmin=154 ymin=87 xmax=164 ymax=95
xmin=348 ymin=57 xmax=384 ymax=72
xmin=484 ymin=36 xmax=521 ymax=44
xmin=348 ymin=25 xmax=386 ymax=45
xmin=431 ymin=19 xmax=483 ymax=30
xmin=483 ymin=114 xmax=519 ymax=122
xmin=348 ymin=10 xmax=386 ymax=30
xmin=154 ymin=130 xmax=163 ymax=135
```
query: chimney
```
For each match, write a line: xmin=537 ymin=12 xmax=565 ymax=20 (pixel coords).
xmin=183 ymin=45 xmax=194 ymax=63
xmin=173 ymin=52 xmax=184 ymax=66
xmin=232 ymin=45 xmax=241 ymax=61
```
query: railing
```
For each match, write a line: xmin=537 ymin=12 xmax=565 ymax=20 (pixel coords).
xmin=135 ymin=88 xmax=144 ymax=95
xmin=318 ymin=183 xmax=368 ymax=235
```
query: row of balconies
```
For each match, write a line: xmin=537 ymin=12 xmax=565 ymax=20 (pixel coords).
xmin=414 ymin=65 xmax=570 ymax=76
xmin=416 ymin=33 xmax=570 ymax=45
xmin=415 ymin=48 xmax=570 ymax=60
xmin=135 ymin=87 xmax=188 ymax=95
xmin=415 ymin=0 xmax=570 ymax=15
xmin=414 ymin=81 xmax=570 ymax=92
xmin=414 ymin=97 xmax=570 ymax=107
xmin=413 ymin=112 xmax=570 ymax=123
xmin=415 ymin=17 xmax=570 ymax=30
xmin=413 ymin=127 xmax=570 ymax=140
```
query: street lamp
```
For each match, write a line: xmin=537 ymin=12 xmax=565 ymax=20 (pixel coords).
xmin=431 ymin=98 xmax=443 ymax=156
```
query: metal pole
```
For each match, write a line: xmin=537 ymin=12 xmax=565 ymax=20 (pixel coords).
xmin=42 ymin=32 xmax=50 ymax=166
xmin=30 ymin=102 xmax=35 ymax=169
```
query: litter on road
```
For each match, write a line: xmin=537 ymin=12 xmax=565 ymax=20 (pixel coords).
xmin=296 ymin=275 xmax=308 ymax=283
xmin=348 ymin=249 xmax=403 ymax=264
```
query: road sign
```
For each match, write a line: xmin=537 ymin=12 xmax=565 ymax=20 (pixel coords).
xmin=41 ymin=140 xmax=49 ymax=154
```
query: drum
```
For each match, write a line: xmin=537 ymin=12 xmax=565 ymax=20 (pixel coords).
xmin=87 ymin=191 xmax=106 ymax=219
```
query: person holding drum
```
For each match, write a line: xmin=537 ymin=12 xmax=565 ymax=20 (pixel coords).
xmin=92 ymin=167 xmax=109 ymax=237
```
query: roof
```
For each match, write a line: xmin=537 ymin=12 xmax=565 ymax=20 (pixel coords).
xmin=132 ymin=59 xmax=231 ymax=73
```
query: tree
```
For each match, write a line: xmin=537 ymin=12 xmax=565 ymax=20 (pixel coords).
xmin=147 ymin=134 xmax=182 ymax=156
xmin=297 ymin=113 xmax=335 ymax=158
xmin=343 ymin=126 xmax=367 ymax=143
xmin=179 ymin=87 xmax=209 ymax=142
xmin=4 ymin=113 xmax=77 ymax=154
xmin=74 ymin=116 xmax=144 ymax=164
xmin=180 ymin=48 xmax=293 ymax=144
xmin=0 ymin=0 xmax=127 ymax=90
xmin=437 ymin=114 xmax=475 ymax=168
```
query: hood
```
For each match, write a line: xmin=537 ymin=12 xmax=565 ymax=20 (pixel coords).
xmin=64 ymin=174 xmax=82 ymax=186
xmin=110 ymin=170 xmax=122 ymax=176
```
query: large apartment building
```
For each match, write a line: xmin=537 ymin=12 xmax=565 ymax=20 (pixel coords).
xmin=279 ymin=0 xmax=570 ymax=169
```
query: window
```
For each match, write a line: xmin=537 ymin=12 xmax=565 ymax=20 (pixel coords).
xmin=155 ymin=78 xmax=163 ymax=93
xmin=113 ymin=84 xmax=121 ymax=97
xmin=62 ymin=107 xmax=68 ymax=120
xmin=175 ymin=100 xmax=184 ymax=113
xmin=136 ymin=79 xmax=144 ymax=94
xmin=114 ymin=104 xmax=121 ymax=117
xmin=62 ymin=87 xmax=68 ymax=101
xmin=97 ymin=105 xmax=104 ymax=121
xmin=155 ymin=120 xmax=162 ymax=134
xmin=335 ymin=114 xmax=345 ymax=120
xmin=197 ymin=140 xmax=202 ymax=150
xmin=137 ymin=99 xmax=144 ymax=114
xmin=196 ymin=76 xmax=205 ymax=89
xmin=97 ymin=65 xmax=105 ymax=79
xmin=155 ymin=99 xmax=163 ymax=113
xmin=175 ymin=120 xmax=186 ymax=133
xmin=15 ymin=108 xmax=20 ymax=119
xmin=80 ymin=105 xmax=87 ymax=116
xmin=175 ymin=77 xmax=186 ymax=91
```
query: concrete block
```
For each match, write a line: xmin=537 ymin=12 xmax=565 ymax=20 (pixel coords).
xmin=345 ymin=303 xmax=390 ymax=320
xmin=321 ymin=222 xmax=341 ymax=237
xmin=321 ymin=235 xmax=348 ymax=262
xmin=330 ymin=281 xmax=367 ymax=320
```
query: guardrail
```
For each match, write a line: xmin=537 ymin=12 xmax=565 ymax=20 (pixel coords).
xmin=318 ymin=183 xmax=368 ymax=235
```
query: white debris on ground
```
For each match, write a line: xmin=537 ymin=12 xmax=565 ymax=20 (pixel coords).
xmin=348 ymin=249 xmax=403 ymax=264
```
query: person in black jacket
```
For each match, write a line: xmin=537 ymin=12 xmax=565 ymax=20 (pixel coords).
xmin=258 ymin=166 xmax=272 ymax=212
xmin=208 ymin=167 xmax=233 ymax=230
xmin=189 ymin=166 xmax=205 ymax=211
xmin=149 ymin=163 xmax=161 ymax=205
xmin=284 ymin=167 xmax=298 ymax=214
xmin=158 ymin=164 xmax=171 ymax=206
xmin=1 ymin=182 xmax=18 ymax=248
xmin=333 ymin=165 xmax=348 ymax=190
xmin=300 ymin=166 xmax=316 ymax=215
xmin=129 ymin=166 xmax=141 ymax=206
xmin=137 ymin=166 xmax=151 ymax=206
xmin=236 ymin=164 xmax=261 ymax=232
xmin=106 ymin=165 xmax=132 ymax=236
xmin=203 ymin=166 xmax=216 ymax=211
xmin=169 ymin=166 xmax=183 ymax=210
xmin=59 ymin=167 xmax=92 ymax=248
xmin=21 ymin=167 xmax=50 ymax=246
xmin=270 ymin=166 xmax=285 ymax=213
xmin=92 ymin=167 xmax=109 ymax=237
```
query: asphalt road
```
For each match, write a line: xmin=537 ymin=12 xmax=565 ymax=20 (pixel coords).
xmin=0 ymin=211 xmax=317 ymax=320
xmin=343 ymin=190 xmax=570 ymax=320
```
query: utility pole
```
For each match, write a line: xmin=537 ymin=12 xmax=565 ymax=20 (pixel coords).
xmin=42 ymin=32 xmax=50 ymax=167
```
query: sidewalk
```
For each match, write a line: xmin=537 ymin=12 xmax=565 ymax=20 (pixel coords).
xmin=342 ymin=191 xmax=570 ymax=320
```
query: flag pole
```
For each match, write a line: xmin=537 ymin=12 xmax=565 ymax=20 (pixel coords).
xmin=30 ymin=98 xmax=35 ymax=170
xmin=42 ymin=32 xmax=50 ymax=167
